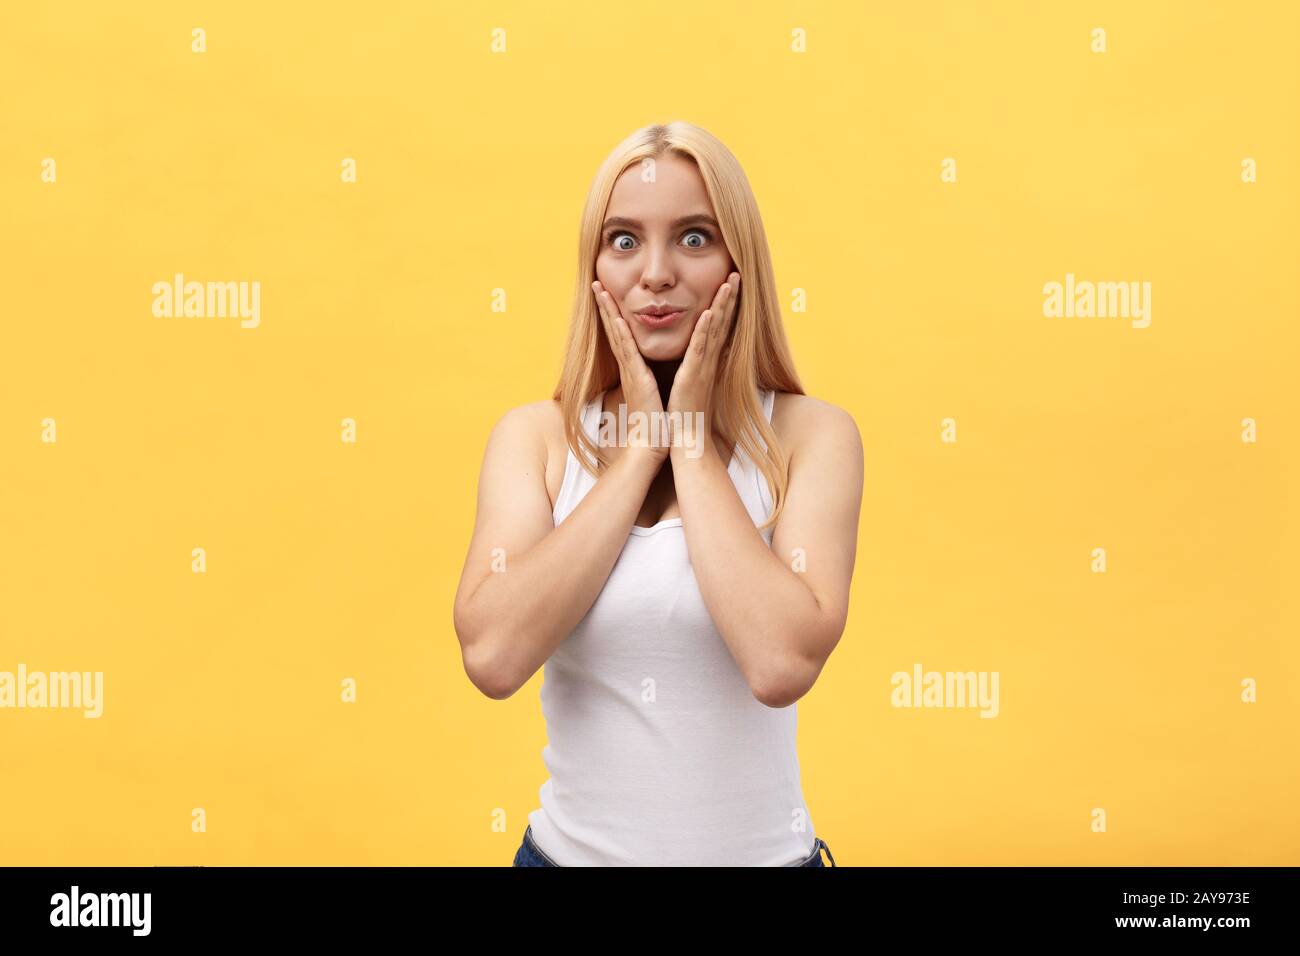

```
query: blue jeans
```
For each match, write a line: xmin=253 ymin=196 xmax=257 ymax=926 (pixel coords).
xmin=512 ymin=825 xmax=836 ymax=867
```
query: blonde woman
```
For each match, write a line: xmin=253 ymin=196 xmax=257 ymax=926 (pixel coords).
xmin=453 ymin=122 xmax=863 ymax=867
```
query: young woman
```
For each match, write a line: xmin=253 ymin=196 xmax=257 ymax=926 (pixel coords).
xmin=453 ymin=122 xmax=863 ymax=866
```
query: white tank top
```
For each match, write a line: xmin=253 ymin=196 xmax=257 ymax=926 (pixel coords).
xmin=527 ymin=387 xmax=818 ymax=866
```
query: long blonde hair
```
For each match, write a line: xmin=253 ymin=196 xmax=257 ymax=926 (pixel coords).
xmin=552 ymin=122 xmax=804 ymax=531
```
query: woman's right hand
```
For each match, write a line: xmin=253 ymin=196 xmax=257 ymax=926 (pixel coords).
xmin=592 ymin=280 xmax=668 ymax=461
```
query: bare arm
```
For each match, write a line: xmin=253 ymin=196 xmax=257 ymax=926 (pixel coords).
xmin=672 ymin=398 xmax=864 ymax=708
xmin=452 ymin=402 xmax=664 ymax=699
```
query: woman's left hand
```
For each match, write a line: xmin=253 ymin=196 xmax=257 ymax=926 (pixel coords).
xmin=667 ymin=271 xmax=740 ymax=455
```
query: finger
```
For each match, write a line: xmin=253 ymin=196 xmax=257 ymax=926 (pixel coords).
xmin=718 ymin=272 xmax=740 ymax=353
xmin=606 ymin=293 xmax=651 ymax=372
xmin=705 ymin=282 xmax=731 ymax=360
xmin=724 ymin=272 xmax=740 ymax=330
xmin=593 ymin=282 xmax=630 ymax=374
xmin=687 ymin=309 xmax=712 ymax=367
xmin=614 ymin=311 xmax=657 ymax=387
xmin=594 ymin=283 xmax=654 ymax=391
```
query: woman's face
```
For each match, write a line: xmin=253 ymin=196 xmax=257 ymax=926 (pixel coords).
xmin=595 ymin=153 xmax=735 ymax=362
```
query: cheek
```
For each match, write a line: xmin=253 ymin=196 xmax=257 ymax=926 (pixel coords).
xmin=594 ymin=257 xmax=634 ymax=299
xmin=595 ymin=248 xmax=633 ymax=279
xmin=669 ymin=313 xmax=702 ymax=344
xmin=685 ymin=261 xmax=731 ymax=297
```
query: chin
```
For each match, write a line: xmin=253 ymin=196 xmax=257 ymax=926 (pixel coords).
xmin=634 ymin=336 xmax=690 ymax=362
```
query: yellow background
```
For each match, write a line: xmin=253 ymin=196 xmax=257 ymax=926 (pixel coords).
xmin=1 ymin=1 xmax=1296 ymax=865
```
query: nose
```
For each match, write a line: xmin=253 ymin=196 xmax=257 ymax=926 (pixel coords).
xmin=639 ymin=244 xmax=675 ymax=291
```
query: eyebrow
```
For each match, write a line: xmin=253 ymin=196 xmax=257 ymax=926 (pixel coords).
xmin=601 ymin=214 xmax=720 ymax=233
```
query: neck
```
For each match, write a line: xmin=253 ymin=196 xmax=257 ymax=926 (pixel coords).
xmin=607 ymin=358 xmax=723 ymax=449
xmin=645 ymin=358 xmax=682 ymax=408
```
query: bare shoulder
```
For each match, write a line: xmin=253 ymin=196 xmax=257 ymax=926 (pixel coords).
xmin=532 ymin=397 xmax=570 ymax=507
xmin=531 ymin=396 xmax=567 ymax=458
xmin=482 ymin=399 xmax=556 ymax=471
xmin=488 ymin=399 xmax=547 ymax=443
xmin=771 ymin=391 xmax=862 ymax=463
xmin=480 ymin=397 xmax=569 ymax=510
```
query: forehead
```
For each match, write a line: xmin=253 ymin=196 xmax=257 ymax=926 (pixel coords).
xmin=606 ymin=153 xmax=712 ymax=220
